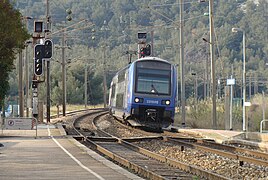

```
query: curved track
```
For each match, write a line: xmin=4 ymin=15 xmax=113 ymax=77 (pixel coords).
xmin=68 ymin=110 xmax=229 ymax=180
xmin=60 ymin=110 xmax=268 ymax=179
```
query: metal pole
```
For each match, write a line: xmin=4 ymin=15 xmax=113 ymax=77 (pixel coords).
xmin=230 ymin=75 xmax=233 ymax=130
xmin=180 ymin=0 xmax=186 ymax=127
xmin=85 ymin=65 xmax=88 ymax=109
xmin=62 ymin=31 xmax=66 ymax=116
xmin=230 ymin=65 xmax=234 ymax=130
xmin=102 ymin=22 xmax=108 ymax=108
xmin=262 ymin=91 xmax=265 ymax=121
xmin=19 ymin=50 xmax=24 ymax=117
xmin=242 ymin=31 xmax=246 ymax=131
xmin=25 ymin=45 xmax=29 ymax=117
xmin=209 ymin=0 xmax=217 ymax=129
xmin=206 ymin=45 xmax=209 ymax=98
xmin=46 ymin=0 xmax=51 ymax=123
xmin=103 ymin=46 xmax=107 ymax=108
xmin=249 ymin=73 xmax=251 ymax=99
xmin=46 ymin=60 xmax=50 ymax=122
xmin=151 ymin=30 xmax=154 ymax=56
xmin=195 ymin=75 xmax=198 ymax=100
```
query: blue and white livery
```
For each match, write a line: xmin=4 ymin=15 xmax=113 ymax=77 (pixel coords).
xmin=109 ymin=57 xmax=177 ymax=130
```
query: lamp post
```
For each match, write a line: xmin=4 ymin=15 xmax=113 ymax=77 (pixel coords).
xmin=232 ymin=27 xmax=246 ymax=132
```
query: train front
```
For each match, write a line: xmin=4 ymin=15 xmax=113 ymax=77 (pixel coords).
xmin=128 ymin=58 xmax=176 ymax=129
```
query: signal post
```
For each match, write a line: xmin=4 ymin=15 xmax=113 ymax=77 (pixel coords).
xmin=137 ymin=32 xmax=151 ymax=58
xmin=32 ymin=20 xmax=53 ymax=122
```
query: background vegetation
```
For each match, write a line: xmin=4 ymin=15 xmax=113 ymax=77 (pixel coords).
xmin=3 ymin=0 xmax=268 ymax=130
xmin=0 ymin=0 xmax=29 ymax=111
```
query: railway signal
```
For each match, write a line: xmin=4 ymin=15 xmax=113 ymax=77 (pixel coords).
xmin=33 ymin=39 xmax=53 ymax=76
xmin=140 ymin=47 xmax=146 ymax=57
xmin=34 ymin=44 xmax=44 ymax=76
xmin=34 ymin=20 xmax=43 ymax=33
xmin=140 ymin=44 xmax=151 ymax=57
xmin=44 ymin=39 xmax=53 ymax=59
xmin=66 ymin=8 xmax=72 ymax=21
xmin=145 ymin=44 xmax=151 ymax=56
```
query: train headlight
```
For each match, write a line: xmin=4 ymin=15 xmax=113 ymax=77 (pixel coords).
xmin=165 ymin=100 xmax=170 ymax=105
xmin=134 ymin=97 xmax=143 ymax=103
xmin=162 ymin=100 xmax=170 ymax=105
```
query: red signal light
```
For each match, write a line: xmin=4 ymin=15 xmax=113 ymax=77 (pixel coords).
xmin=140 ymin=47 xmax=145 ymax=57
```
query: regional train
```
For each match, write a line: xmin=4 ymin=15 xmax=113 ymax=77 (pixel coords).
xmin=108 ymin=57 xmax=177 ymax=130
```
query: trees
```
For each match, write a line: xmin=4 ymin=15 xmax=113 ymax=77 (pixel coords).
xmin=8 ymin=0 xmax=268 ymax=107
xmin=0 ymin=0 xmax=30 ymax=109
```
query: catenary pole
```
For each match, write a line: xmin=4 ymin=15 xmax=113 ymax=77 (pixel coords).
xmin=209 ymin=0 xmax=217 ymax=129
xmin=62 ymin=30 xmax=66 ymax=116
xmin=180 ymin=0 xmax=186 ymax=127
xmin=46 ymin=0 xmax=51 ymax=123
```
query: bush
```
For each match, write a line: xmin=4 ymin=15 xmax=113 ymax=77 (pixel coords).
xmin=175 ymin=94 xmax=268 ymax=132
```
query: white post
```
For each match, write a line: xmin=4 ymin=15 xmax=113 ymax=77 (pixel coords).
xmin=242 ymin=30 xmax=246 ymax=132
xmin=230 ymin=76 xmax=233 ymax=130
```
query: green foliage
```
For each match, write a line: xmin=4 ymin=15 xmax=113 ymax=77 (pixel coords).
xmin=7 ymin=0 xmax=268 ymax=116
xmin=248 ymin=94 xmax=268 ymax=131
xmin=186 ymin=97 xmax=211 ymax=128
xmin=0 ymin=0 xmax=30 ymax=105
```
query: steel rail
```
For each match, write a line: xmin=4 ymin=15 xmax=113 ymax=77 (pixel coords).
xmin=84 ymin=114 xmax=228 ymax=180
xmin=85 ymin=136 xmax=228 ymax=180
xmin=70 ymin=112 xmax=228 ymax=179
xmin=168 ymin=137 xmax=268 ymax=167
xmin=72 ymin=109 xmax=108 ymax=137
xmin=201 ymin=139 xmax=268 ymax=160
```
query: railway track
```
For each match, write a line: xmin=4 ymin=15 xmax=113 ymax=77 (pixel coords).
xmin=60 ymin=110 xmax=267 ymax=179
xmin=106 ymin=115 xmax=268 ymax=167
xmin=66 ymin=110 xmax=229 ymax=179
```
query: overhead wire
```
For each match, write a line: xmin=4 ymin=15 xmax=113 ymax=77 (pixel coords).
xmin=151 ymin=1 xmax=198 ymax=7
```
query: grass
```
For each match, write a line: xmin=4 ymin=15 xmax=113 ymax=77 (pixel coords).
xmin=50 ymin=104 xmax=104 ymax=116
xmin=174 ymin=94 xmax=268 ymax=132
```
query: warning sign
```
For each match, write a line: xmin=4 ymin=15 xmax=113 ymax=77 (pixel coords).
xmin=8 ymin=120 xmax=15 ymax=126
xmin=4 ymin=118 xmax=35 ymax=130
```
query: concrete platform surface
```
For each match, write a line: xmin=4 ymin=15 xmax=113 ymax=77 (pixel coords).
xmin=0 ymin=124 xmax=143 ymax=180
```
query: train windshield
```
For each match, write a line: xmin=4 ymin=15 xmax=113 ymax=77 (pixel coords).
xmin=135 ymin=61 xmax=171 ymax=95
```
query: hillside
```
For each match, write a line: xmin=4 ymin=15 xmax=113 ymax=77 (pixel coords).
xmin=9 ymin=0 xmax=268 ymax=105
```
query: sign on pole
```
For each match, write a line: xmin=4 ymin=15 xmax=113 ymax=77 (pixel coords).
xmin=3 ymin=118 xmax=37 ymax=137
xmin=227 ymin=78 xmax=235 ymax=86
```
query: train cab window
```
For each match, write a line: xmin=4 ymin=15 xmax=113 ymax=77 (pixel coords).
xmin=135 ymin=61 xmax=171 ymax=95
xmin=118 ymin=71 xmax=125 ymax=83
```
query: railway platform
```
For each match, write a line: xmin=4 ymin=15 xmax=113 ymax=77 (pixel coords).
xmin=174 ymin=127 xmax=268 ymax=151
xmin=0 ymin=123 xmax=143 ymax=180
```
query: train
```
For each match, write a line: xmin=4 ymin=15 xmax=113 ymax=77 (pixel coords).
xmin=108 ymin=57 xmax=177 ymax=130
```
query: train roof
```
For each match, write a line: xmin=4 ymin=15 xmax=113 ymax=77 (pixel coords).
xmin=113 ymin=57 xmax=173 ymax=77
xmin=135 ymin=56 xmax=171 ymax=64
